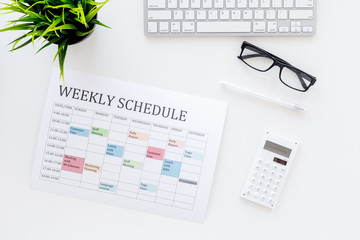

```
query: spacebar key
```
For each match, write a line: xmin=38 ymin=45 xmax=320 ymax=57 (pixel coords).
xmin=197 ymin=22 xmax=251 ymax=33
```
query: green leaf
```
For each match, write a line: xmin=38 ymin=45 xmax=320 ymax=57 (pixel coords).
xmin=0 ymin=23 xmax=35 ymax=32
xmin=36 ymin=36 xmax=65 ymax=54
xmin=75 ymin=28 xmax=94 ymax=36
xmin=85 ymin=0 xmax=109 ymax=23
xmin=11 ymin=36 xmax=39 ymax=51
xmin=90 ymin=19 xmax=111 ymax=29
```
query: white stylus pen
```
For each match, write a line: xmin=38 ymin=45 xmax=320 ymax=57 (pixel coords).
xmin=220 ymin=81 xmax=307 ymax=111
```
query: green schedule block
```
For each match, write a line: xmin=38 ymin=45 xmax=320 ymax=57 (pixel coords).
xmin=91 ymin=127 xmax=108 ymax=137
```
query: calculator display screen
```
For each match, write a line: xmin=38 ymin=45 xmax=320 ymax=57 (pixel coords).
xmin=264 ymin=140 xmax=292 ymax=158
xmin=273 ymin=157 xmax=287 ymax=166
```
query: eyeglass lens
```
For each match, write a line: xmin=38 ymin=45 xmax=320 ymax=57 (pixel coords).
xmin=241 ymin=46 xmax=274 ymax=71
xmin=280 ymin=67 xmax=313 ymax=91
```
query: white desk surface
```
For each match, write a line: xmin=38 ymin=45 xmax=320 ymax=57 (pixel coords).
xmin=0 ymin=1 xmax=359 ymax=239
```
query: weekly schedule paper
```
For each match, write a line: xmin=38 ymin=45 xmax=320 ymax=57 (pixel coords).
xmin=31 ymin=68 xmax=227 ymax=222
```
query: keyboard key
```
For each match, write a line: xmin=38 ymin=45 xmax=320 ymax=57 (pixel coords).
xmin=267 ymin=22 xmax=277 ymax=32
xmin=197 ymin=10 xmax=207 ymax=20
xmin=260 ymin=0 xmax=270 ymax=8
xmin=148 ymin=10 xmax=171 ymax=20
xmin=214 ymin=0 xmax=224 ymax=8
xmin=220 ymin=10 xmax=230 ymax=20
xmin=284 ymin=0 xmax=294 ymax=8
xmin=291 ymin=21 xmax=301 ymax=27
xmin=249 ymin=0 xmax=259 ymax=8
xmin=279 ymin=26 xmax=289 ymax=32
xmin=185 ymin=10 xmax=195 ymax=19
xmin=226 ymin=0 xmax=236 ymax=8
xmin=243 ymin=10 xmax=253 ymax=20
xmin=159 ymin=22 xmax=169 ymax=32
xmin=253 ymin=22 xmax=266 ymax=32
xmin=209 ymin=10 xmax=218 ymax=19
xmin=171 ymin=22 xmax=181 ymax=32
xmin=237 ymin=0 xmax=247 ymax=8
xmin=303 ymin=26 xmax=313 ymax=32
xmin=203 ymin=0 xmax=213 ymax=8
xmin=148 ymin=22 xmax=158 ymax=33
xmin=180 ymin=0 xmax=189 ymax=8
xmin=289 ymin=10 xmax=313 ymax=19
xmin=148 ymin=0 xmax=166 ymax=9
xmin=174 ymin=10 xmax=184 ymax=20
xmin=231 ymin=10 xmax=241 ymax=20
xmin=278 ymin=10 xmax=288 ymax=20
xmin=272 ymin=0 xmax=282 ymax=8
xmin=295 ymin=0 xmax=313 ymax=8
xmin=254 ymin=10 xmax=264 ymax=19
xmin=183 ymin=22 xmax=195 ymax=32
xmin=197 ymin=22 xmax=251 ymax=33
xmin=266 ymin=10 xmax=276 ymax=19
xmin=191 ymin=0 xmax=201 ymax=8
xmin=168 ymin=0 xmax=177 ymax=8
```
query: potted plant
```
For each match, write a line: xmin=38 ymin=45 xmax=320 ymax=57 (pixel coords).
xmin=0 ymin=0 xmax=110 ymax=82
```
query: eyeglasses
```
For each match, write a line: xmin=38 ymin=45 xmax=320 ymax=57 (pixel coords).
xmin=238 ymin=41 xmax=317 ymax=92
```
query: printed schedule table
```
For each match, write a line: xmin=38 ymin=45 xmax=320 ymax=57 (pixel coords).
xmin=42 ymin=103 xmax=208 ymax=210
xmin=31 ymin=68 xmax=227 ymax=222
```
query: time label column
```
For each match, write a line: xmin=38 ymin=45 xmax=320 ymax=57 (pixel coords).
xmin=40 ymin=103 xmax=73 ymax=182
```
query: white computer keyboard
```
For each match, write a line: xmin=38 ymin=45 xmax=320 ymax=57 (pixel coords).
xmin=144 ymin=0 xmax=316 ymax=36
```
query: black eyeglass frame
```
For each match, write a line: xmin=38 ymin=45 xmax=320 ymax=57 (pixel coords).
xmin=238 ymin=41 xmax=317 ymax=92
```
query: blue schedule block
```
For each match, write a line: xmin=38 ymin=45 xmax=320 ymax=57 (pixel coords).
xmin=140 ymin=182 xmax=158 ymax=193
xmin=184 ymin=150 xmax=204 ymax=161
xmin=161 ymin=159 xmax=182 ymax=178
xmin=69 ymin=126 xmax=90 ymax=137
xmin=106 ymin=144 xmax=124 ymax=158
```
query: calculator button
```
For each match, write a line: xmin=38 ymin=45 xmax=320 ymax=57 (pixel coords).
xmin=256 ymin=186 xmax=261 ymax=191
xmin=261 ymin=195 xmax=266 ymax=201
xmin=276 ymin=180 xmax=280 ymax=185
xmin=270 ymin=192 xmax=276 ymax=197
xmin=263 ymin=189 xmax=268 ymax=194
xmin=258 ymin=180 xmax=263 ymax=185
xmin=251 ymin=178 xmax=256 ymax=182
xmin=271 ymin=171 xmax=275 ymax=175
xmin=278 ymin=173 xmax=283 ymax=178
xmin=268 ymin=177 xmax=273 ymax=181
xmin=261 ymin=174 xmax=265 ymax=179
xmin=253 ymin=192 xmax=259 ymax=198
xmin=248 ymin=184 xmax=253 ymax=189
xmin=273 ymin=186 xmax=278 ymax=191
xmin=266 ymin=183 xmax=271 ymax=188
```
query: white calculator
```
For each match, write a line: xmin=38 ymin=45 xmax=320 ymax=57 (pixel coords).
xmin=241 ymin=131 xmax=299 ymax=209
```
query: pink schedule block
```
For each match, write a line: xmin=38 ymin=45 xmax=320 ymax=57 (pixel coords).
xmin=146 ymin=146 xmax=165 ymax=160
xmin=62 ymin=155 xmax=85 ymax=174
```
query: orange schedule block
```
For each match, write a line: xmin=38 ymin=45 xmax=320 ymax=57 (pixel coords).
xmin=62 ymin=155 xmax=85 ymax=174
xmin=168 ymin=138 xmax=185 ymax=149
xmin=146 ymin=146 xmax=165 ymax=160
xmin=128 ymin=130 xmax=149 ymax=141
